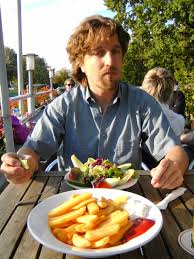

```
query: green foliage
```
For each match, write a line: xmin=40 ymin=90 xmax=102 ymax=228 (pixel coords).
xmin=53 ymin=68 xmax=70 ymax=86
xmin=4 ymin=47 xmax=17 ymax=82
xmin=4 ymin=47 xmax=50 ymax=87
xmin=104 ymin=0 xmax=194 ymax=114
xmin=23 ymin=56 xmax=49 ymax=86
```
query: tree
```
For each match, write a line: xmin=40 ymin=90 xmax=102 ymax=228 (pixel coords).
xmin=4 ymin=47 xmax=17 ymax=82
xmin=23 ymin=56 xmax=49 ymax=86
xmin=104 ymin=0 xmax=194 ymax=114
xmin=4 ymin=47 xmax=50 ymax=87
xmin=53 ymin=68 xmax=70 ymax=86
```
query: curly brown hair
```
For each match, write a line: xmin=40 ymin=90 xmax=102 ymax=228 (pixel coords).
xmin=66 ymin=15 xmax=130 ymax=86
xmin=142 ymin=67 xmax=176 ymax=104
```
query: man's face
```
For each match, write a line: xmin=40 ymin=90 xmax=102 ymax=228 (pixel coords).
xmin=81 ymin=34 xmax=123 ymax=91
xmin=65 ymin=81 xmax=74 ymax=91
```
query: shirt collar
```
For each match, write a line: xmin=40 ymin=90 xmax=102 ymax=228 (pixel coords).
xmin=84 ymin=82 xmax=122 ymax=104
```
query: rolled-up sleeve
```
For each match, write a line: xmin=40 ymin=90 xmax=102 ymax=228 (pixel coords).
xmin=23 ymin=96 xmax=66 ymax=161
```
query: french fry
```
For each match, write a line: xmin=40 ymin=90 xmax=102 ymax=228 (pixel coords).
xmin=97 ymin=204 xmax=116 ymax=217
xmin=119 ymin=218 xmax=129 ymax=228
xmin=76 ymin=214 xmax=98 ymax=224
xmin=48 ymin=220 xmax=74 ymax=229
xmin=101 ymin=196 xmax=108 ymax=202
xmin=87 ymin=202 xmax=100 ymax=215
xmin=90 ymin=236 xmax=110 ymax=248
xmin=72 ymin=198 xmax=97 ymax=210
xmin=100 ymin=210 xmax=129 ymax=227
xmin=52 ymin=228 xmax=68 ymax=243
xmin=48 ymin=206 xmax=86 ymax=228
xmin=76 ymin=215 xmax=107 ymax=233
xmin=70 ymin=193 xmax=79 ymax=199
xmin=97 ymin=200 xmax=108 ymax=209
xmin=75 ymin=222 xmax=96 ymax=232
xmin=84 ymin=223 xmax=120 ymax=241
xmin=48 ymin=192 xmax=92 ymax=217
xmin=94 ymin=215 xmax=107 ymax=226
xmin=113 ymin=195 xmax=128 ymax=206
xmin=64 ymin=223 xmax=80 ymax=232
xmin=48 ymin=192 xmax=131 ymax=249
xmin=109 ymin=221 xmax=133 ymax=245
xmin=66 ymin=238 xmax=73 ymax=245
xmin=72 ymin=233 xmax=91 ymax=248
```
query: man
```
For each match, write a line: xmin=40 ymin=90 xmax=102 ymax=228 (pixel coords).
xmin=64 ymin=78 xmax=75 ymax=91
xmin=1 ymin=15 xmax=188 ymax=189
xmin=142 ymin=68 xmax=185 ymax=137
xmin=57 ymin=78 xmax=75 ymax=94
xmin=141 ymin=67 xmax=186 ymax=169
xmin=169 ymin=84 xmax=186 ymax=117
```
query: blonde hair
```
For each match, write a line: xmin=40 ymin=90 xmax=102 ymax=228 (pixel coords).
xmin=66 ymin=15 xmax=130 ymax=86
xmin=142 ymin=67 xmax=175 ymax=103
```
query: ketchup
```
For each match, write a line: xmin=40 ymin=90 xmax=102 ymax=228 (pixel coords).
xmin=124 ymin=218 xmax=155 ymax=242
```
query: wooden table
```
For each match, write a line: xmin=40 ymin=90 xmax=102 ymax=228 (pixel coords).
xmin=0 ymin=170 xmax=194 ymax=259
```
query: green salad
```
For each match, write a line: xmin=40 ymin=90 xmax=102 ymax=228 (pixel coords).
xmin=67 ymin=155 xmax=139 ymax=188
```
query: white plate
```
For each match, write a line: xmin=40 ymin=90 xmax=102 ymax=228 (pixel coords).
xmin=64 ymin=172 xmax=138 ymax=190
xmin=178 ymin=229 xmax=194 ymax=256
xmin=27 ymin=189 xmax=163 ymax=258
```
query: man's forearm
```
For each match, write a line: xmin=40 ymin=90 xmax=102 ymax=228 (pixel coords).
xmin=165 ymin=145 xmax=189 ymax=174
xmin=17 ymin=146 xmax=40 ymax=173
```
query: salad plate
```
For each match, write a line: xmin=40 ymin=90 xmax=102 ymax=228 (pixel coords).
xmin=27 ymin=188 xmax=163 ymax=258
xmin=64 ymin=155 xmax=139 ymax=189
xmin=65 ymin=172 xmax=138 ymax=190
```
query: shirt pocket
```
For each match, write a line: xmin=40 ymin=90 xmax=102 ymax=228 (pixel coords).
xmin=113 ymin=139 xmax=140 ymax=165
xmin=70 ymin=141 xmax=97 ymax=163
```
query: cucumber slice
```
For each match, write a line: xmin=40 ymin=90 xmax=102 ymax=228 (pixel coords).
xmin=71 ymin=154 xmax=84 ymax=168
xmin=20 ymin=159 xmax=29 ymax=170
xmin=117 ymin=163 xmax=132 ymax=170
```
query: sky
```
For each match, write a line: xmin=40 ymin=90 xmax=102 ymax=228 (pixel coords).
xmin=0 ymin=0 xmax=115 ymax=71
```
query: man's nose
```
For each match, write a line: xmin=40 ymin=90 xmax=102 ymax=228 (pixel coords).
xmin=104 ymin=52 xmax=114 ymax=66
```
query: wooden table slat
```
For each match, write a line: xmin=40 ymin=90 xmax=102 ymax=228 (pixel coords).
xmin=1 ymin=172 xmax=194 ymax=259
xmin=13 ymin=176 xmax=64 ymax=258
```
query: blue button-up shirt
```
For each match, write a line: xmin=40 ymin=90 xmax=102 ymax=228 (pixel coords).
xmin=24 ymin=82 xmax=180 ymax=170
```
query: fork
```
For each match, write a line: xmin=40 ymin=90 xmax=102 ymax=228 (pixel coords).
xmin=16 ymin=178 xmax=65 ymax=206
xmin=156 ymin=187 xmax=187 ymax=210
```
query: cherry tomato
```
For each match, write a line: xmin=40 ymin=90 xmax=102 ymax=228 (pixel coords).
xmin=93 ymin=180 xmax=112 ymax=188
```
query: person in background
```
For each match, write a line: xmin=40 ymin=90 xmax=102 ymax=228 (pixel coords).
xmin=64 ymin=78 xmax=75 ymax=91
xmin=180 ymin=131 xmax=194 ymax=165
xmin=169 ymin=83 xmax=186 ymax=117
xmin=57 ymin=78 xmax=75 ymax=94
xmin=142 ymin=67 xmax=185 ymax=137
xmin=1 ymin=15 xmax=188 ymax=189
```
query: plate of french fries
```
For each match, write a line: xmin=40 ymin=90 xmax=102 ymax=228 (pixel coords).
xmin=27 ymin=189 xmax=163 ymax=258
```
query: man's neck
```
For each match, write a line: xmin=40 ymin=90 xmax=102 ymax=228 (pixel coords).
xmin=90 ymin=87 xmax=118 ymax=113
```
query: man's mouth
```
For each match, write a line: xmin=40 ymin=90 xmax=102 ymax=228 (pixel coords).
xmin=103 ymin=69 xmax=118 ymax=76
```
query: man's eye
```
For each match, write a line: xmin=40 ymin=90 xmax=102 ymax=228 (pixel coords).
xmin=91 ymin=50 xmax=104 ymax=56
xmin=112 ymin=48 xmax=122 ymax=55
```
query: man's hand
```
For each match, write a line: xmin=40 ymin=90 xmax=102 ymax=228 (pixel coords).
xmin=150 ymin=158 xmax=184 ymax=189
xmin=1 ymin=153 xmax=34 ymax=184
xmin=1 ymin=147 xmax=39 ymax=184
